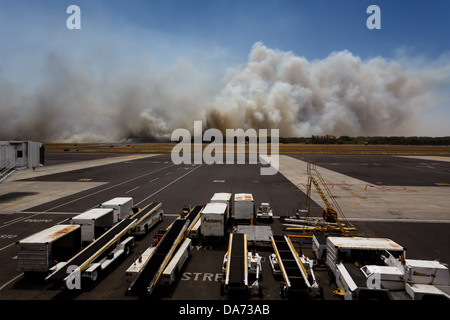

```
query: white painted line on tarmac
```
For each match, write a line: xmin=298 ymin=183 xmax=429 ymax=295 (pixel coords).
xmin=0 ymin=272 xmax=23 ymax=292
xmin=0 ymin=213 xmax=43 ymax=230
xmin=0 ymin=242 xmax=16 ymax=253
xmin=45 ymin=164 xmax=176 ymax=212
xmin=135 ymin=165 xmax=203 ymax=207
xmin=125 ymin=186 xmax=140 ymax=194
xmin=346 ymin=217 xmax=450 ymax=223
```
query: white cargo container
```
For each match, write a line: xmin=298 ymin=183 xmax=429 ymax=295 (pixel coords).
xmin=69 ymin=208 xmax=115 ymax=243
xmin=210 ymin=192 xmax=232 ymax=219
xmin=201 ymin=202 xmax=228 ymax=239
xmin=234 ymin=193 xmax=255 ymax=220
xmin=101 ymin=197 xmax=133 ymax=222
xmin=17 ymin=224 xmax=82 ymax=274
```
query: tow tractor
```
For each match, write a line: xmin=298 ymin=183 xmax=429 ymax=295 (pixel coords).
xmin=256 ymin=203 xmax=273 ymax=221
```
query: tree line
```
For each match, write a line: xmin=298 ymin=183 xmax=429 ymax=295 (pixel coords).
xmin=280 ymin=135 xmax=450 ymax=145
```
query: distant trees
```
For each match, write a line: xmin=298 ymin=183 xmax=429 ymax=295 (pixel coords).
xmin=279 ymin=136 xmax=450 ymax=145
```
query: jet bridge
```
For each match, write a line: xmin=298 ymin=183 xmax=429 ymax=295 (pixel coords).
xmin=270 ymin=235 xmax=319 ymax=297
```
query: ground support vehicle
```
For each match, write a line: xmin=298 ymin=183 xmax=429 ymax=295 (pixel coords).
xmin=256 ymin=203 xmax=273 ymax=221
xmin=101 ymin=197 xmax=133 ymax=223
xmin=160 ymin=238 xmax=192 ymax=285
xmin=201 ymin=202 xmax=227 ymax=242
xmin=127 ymin=217 xmax=189 ymax=295
xmin=269 ymin=235 xmax=320 ymax=298
xmin=129 ymin=202 xmax=163 ymax=235
xmin=46 ymin=218 xmax=137 ymax=286
xmin=221 ymin=233 xmax=251 ymax=295
xmin=234 ymin=193 xmax=255 ymax=222
xmin=326 ymin=236 xmax=450 ymax=300
xmin=69 ymin=208 xmax=115 ymax=244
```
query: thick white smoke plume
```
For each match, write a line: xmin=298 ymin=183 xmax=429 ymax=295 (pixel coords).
xmin=0 ymin=42 xmax=448 ymax=142
xmin=206 ymin=43 xmax=448 ymax=137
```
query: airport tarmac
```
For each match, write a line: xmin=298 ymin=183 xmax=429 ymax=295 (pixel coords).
xmin=0 ymin=146 xmax=449 ymax=304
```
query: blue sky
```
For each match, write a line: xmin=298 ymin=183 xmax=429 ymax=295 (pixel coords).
xmin=2 ymin=0 xmax=449 ymax=62
xmin=1 ymin=0 xmax=450 ymax=138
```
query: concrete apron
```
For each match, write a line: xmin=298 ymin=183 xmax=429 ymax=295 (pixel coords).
xmin=0 ymin=154 xmax=160 ymax=214
xmin=275 ymin=155 xmax=450 ymax=221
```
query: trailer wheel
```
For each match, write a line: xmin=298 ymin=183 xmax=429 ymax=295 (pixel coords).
xmin=280 ymin=285 xmax=288 ymax=299
xmin=91 ymin=270 xmax=99 ymax=282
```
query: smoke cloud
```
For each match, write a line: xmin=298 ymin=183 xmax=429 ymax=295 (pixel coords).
xmin=206 ymin=43 xmax=449 ymax=137
xmin=0 ymin=42 xmax=448 ymax=142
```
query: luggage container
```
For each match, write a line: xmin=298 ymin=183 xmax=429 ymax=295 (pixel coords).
xmin=17 ymin=224 xmax=82 ymax=274
xmin=70 ymin=208 xmax=115 ymax=243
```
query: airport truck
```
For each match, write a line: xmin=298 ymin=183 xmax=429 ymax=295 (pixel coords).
xmin=17 ymin=224 xmax=82 ymax=275
xmin=129 ymin=202 xmax=164 ymax=236
xmin=126 ymin=247 xmax=156 ymax=283
xmin=210 ymin=192 xmax=232 ymax=219
xmin=69 ymin=208 xmax=115 ymax=243
xmin=256 ymin=202 xmax=273 ymax=221
xmin=201 ymin=202 xmax=228 ymax=241
xmin=101 ymin=197 xmax=133 ymax=223
xmin=161 ymin=238 xmax=192 ymax=285
xmin=234 ymin=193 xmax=255 ymax=221
xmin=188 ymin=218 xmax=201 ymax=240
xmin=46 ymin=218 xmax=137 ymax=285
xmin=326 ymin=236 xmax=450 ymax=300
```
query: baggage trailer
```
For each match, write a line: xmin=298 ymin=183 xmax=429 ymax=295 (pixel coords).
xmin=234 ymin=193 xmax=255 ymax=222
xmin=129 ymin=202 xmax=163 ymax=235
xmin=69 ymin=208 xmax=115 ymax=243
xmin=101 ymin=197 xmax=133 ymax=223
xmin=46 ymin=218 xmax=137 ymax=286
xmin=17 ymin=224 xmax=82 ymax=275
xmin=210 ymin=192 xmax=232 ymax=219
xmin=127 ymin=218 xmax=190 ymax=295
xmin=270 ymin=235 xmax=319 ymax=298
xmin=201 ymin=202 xmax=227 ymax=242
